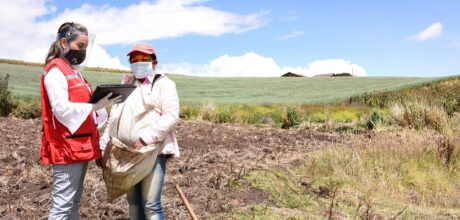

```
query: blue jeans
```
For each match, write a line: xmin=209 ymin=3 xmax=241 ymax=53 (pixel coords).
xmin=127 ymin=154 xmax=168 ymax=220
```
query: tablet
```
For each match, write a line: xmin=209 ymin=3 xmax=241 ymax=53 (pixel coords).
xmin=89 ymin=84 xmax=137 ymax=103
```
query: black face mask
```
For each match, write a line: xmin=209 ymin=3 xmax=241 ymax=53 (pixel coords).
xmin=64 ymin=49 xmax=86 ymax=65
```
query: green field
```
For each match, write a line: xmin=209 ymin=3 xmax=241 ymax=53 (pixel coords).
xmin=0 ymin=62 xmax=443 ymax=104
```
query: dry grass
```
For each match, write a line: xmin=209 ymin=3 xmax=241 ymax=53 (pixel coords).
xmin=390 ymin=101 xmax=449 ymax=133
xmin=227 ymin=129 xmax=460 ymax=218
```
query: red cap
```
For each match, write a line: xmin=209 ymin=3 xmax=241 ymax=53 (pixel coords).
xmin=127 ymin=43 xmax=156 ymax=56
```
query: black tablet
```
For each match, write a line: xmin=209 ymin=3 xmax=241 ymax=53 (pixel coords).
xmin=89 ymin=84 xmax=137 ymax=103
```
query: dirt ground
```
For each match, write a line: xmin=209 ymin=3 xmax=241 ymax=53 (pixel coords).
xmin=0 ymin=117 xmax=352 ymax=219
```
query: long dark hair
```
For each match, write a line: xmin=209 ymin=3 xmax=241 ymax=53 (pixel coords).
xmin=44 ymin=22 xmax=88 ymax=65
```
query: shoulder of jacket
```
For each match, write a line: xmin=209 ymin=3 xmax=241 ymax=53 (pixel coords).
xmin=45 ymin=58 xmax=73 ymax=76
xmin=48 ymin=66 xmax=62 ymax=74
xmin=157 ymin=74 xmax=176 ymax=87
xmin=44 ymin=67 xmax=66 ymax=81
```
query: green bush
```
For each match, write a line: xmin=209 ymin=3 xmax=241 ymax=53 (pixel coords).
xmin=443 ymin=97 xmax=459 ymax=117
xmin=12 ymin=99 xmax=41 ymax=119
xmin=180 ymin=105 xmax=200 ymax=120
xmin=0 ymin=74 xmax=14 ymax=116
xmin=216 ymin=106 xmax=233 ymax=123
xmin=366 ymin=110 xmax=387 ymax=130
xmin=282 ymin=107 xmax=301 ymax=128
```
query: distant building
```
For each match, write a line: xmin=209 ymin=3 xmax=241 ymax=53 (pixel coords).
xmin=281 ymin=72 xmax=304 ymax=77
xmin=314 ymin=72 xmax=352 ymax=77
xmin=334 ymin=73 xmax=352 ymax=77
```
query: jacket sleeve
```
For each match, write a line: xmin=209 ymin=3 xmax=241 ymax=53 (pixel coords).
xmin=44 ymin=67 xmax=93 ymax=134
xmin=139 ymin=78 xmax=179 ymax=144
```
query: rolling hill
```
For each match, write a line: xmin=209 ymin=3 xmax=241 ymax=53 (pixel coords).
xmin=0 ymin=62 xmax=447 ymax=104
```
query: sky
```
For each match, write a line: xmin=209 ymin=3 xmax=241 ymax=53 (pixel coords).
xmin=0 ymin=0 xmax=459 ymax=77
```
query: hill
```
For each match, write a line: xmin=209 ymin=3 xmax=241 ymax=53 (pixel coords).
xmin=0 ymin=62 xmax=446 ymax=104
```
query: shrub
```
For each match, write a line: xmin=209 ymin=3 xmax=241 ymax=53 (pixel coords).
xmin=0 ymin=74 xmax=14 ymax=116
xmin=180 ymin=105 xmax=200 ymax=120
xmin=198 ymin=103 xmax=216 ymax=121
xmin=366 ymin=110 xmax=387 ymax=130
xmin=443 ymin=97 xmax=459 ymax=117
xmin=12 ymin=99 xmax=41 ymax=119
xmin=216 ymin=106 xmax=233 ymax=123
xmin=436 ymin=135 xmax=459 ymax=167
xmin=390 ymin=101 xmax=449 ymax=132
xmin=282 ymin=107 xmax=301 ymax=128
xmin=424 ymin=104 xmax=449 ymax=133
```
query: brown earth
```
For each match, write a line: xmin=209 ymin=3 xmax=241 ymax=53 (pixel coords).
xmin=0 ymin=117 xmax=353 ymax=219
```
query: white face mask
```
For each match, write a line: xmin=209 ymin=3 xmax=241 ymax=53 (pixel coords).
xmin=131 ymin=62 xmax=154 ymax=79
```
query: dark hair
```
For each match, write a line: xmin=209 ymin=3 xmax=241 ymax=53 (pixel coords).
xmin=44 ymin=22 xmax=88 ymax=64
xmin=129 ymin=53 xmax=157 ymax=63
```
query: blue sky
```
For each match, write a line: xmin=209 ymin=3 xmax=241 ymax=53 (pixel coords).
xmin=1 ymin=0 xmax=459 ymax=77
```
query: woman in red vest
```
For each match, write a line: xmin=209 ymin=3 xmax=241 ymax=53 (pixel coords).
xmin=40 ymin=22 xmax=120 ymax=219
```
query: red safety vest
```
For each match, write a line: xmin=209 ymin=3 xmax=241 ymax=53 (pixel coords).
xmin=40 ymin=58 xmax=101 ymax=164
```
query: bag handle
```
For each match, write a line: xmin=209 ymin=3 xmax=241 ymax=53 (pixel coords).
xmin=150 ymin=73 xmax=162 ymax=91
xmin=115 ymin=74 xmax=162 ymax=138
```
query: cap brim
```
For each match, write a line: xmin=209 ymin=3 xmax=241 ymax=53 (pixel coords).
xmin=127 ymin=49 xmax=155 ymax=56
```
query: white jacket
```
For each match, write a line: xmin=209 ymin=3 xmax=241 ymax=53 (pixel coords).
xmin=100 ymin=73 xmax=180 ymax=157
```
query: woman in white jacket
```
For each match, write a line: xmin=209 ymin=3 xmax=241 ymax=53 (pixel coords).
xmin=99 ymin=42 xmax=180 ymax=220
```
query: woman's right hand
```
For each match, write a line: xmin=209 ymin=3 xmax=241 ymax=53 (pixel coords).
xmin=92 ymin=92 xmax=122 ymax=111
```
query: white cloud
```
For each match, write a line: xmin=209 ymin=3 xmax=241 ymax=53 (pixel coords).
xmin=38 ymin=1 xmax=268 ymax=45
xmin=0 ymin=0 xmax=267 ymax=69
xmin=85 ymin=43 xmax=128 ymax=70
xmin=161 ymin=52 xmax=282 ymax=77
xmin=161 ymin=62 xmax=208 ymax=75
xmin=304 ymin=59 xmax=367 ymax=76
xmin=276 ymin=30 xmax=304 ymax=40
xmin=208 ymin=53 xmax=282 ymax=77
xmin=160 ymin=52 xmax=367 ymax=77
xmin=408 ymin=22 xmax=443 ymax=42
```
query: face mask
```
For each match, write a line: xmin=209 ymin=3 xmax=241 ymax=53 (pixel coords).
xmin=131 ymin=62 xmax=154 ymax=79
xmin=64 ymin=49 xmax=86 ymax=65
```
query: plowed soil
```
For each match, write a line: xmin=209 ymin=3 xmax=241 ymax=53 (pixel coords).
xmin=0 ymin=117 xmax=351 ymax=219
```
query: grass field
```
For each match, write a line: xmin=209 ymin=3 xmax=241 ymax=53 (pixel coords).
xmin=0 ymin=62 xmax=444 ymax=104
xmin=2 ymin=61 xmax=460 ymax=219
